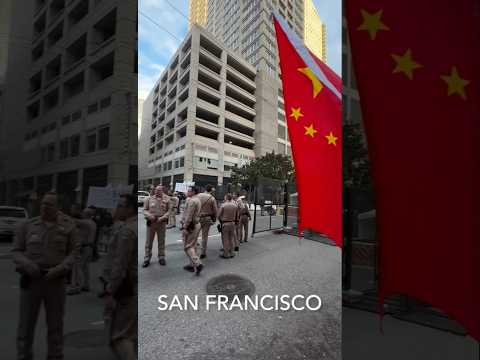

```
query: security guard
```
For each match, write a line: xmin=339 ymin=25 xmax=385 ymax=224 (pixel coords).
xmin=196 ymin=184 xmax=218 ymax=259
xmin=180 ymin=186 xmax=203 ymax=275
xmin=12 ymin=191 xmax=81 ymax=360
xmin=232 ymin=193 xmax=242 ymax=251
xmin=167 ymin=191 xmax=179 ymax=229
xmin=104 ymin=194 xmax=138 ymax=360
xmin=218 ymin=193 xmax=238 ymax=258
xmin=237 ymin=196 xmax=251 ymax=243
xmin=143 ymin=185 xmax=170 ymax=267
xmin=67 ymin=206 xmax=97 ymax=295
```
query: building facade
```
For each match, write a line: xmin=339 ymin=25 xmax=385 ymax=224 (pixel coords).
xmin=188 ymin=0 xmax=208 ymax=29
xmin=0 ymin=0 xmax=137 ymax=212
xmin=304 ymin=0 xmax=326 ymax=62
xmin=139 ymin=25 xmax=258 ymax=190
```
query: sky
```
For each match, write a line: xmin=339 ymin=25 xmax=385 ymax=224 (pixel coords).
xmin=138 ymin=0 xmax=342 ymax=100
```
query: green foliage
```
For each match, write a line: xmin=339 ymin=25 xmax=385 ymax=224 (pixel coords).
xmin=230 ymin=152 xmax=295 ymax=187
xmin=343 ymin=123 xmax=372 ymax=190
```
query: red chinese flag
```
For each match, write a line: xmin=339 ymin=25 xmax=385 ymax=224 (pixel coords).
xmin=346 ymin=2 xmax=480 ymax=339
xmin=273 ymin=13 xmax=342 ymax=247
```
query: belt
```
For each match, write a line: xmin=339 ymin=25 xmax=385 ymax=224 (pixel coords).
xmin=200 ymin=214 xmax=213 ymax=217
xmin=222 ymin=220 xmax=235 ymax=223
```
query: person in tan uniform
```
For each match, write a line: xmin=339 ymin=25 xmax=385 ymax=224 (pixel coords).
xmin=196 ymin=184 xmax=218 ymax=259
xmin=180 ymin=186 xmax=203 ymax=275
xmin=232 ymin=193 xmax=242 ymax=251
xmin=142 ymin=185 xmax=170 ymax=267
xmin=67 ymin=205 xmax=97 ymax=295
xmin=11 ymin=192 xmax=81 ymax=360
xmin=218 ymin=193 xmax=238 ymax=258
xmin=166 ymin=191 xmax=179 ymax=229
xmin=104 ymin=194 xmax=138 ymax=360
xmin=237 ymin=196 xmax=251 ymax=243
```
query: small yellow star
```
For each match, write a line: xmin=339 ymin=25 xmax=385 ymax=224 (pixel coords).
xmin=304 ymin=124 xmax=318 ymax=138
xmin=440 ymin=66 xmax=470 ymax=100
xmin=325 ymin=132 xmax=338 ymax=146
xmin=289 ymin=107 xmax=304 ymax=121
xmin=391 ymin=49 xmax=423 ymax=80
xmin=298 ymin=67 xmax=323 ymax=98
xmin=357 ymin=9 xmax=389 ymax=40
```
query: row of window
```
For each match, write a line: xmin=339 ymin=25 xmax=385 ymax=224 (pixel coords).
xmin=39 ymin=126 xmax=109 ymax=163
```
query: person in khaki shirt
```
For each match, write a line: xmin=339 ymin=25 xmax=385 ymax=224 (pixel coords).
xmin=237 ymin=196 xmax=251 ymax=243
xmin=196 ymin=184 xmax=218 ymax=259
xmin=104 ymin=194 xmax=138 ymax=360
xmin=11 ymin=192 xmax=81 ymax=360
xmin=142 ymin=185 xmax=170 ymax=267
xmin=180 ymin=186 xmax=203 ymax=275
xmin=218 ymin=193 xmax=239 ymax=259
xmin=232 ymin=193 xmax=242 ymax=251
xmin=166 ymin=191 xmax=179 ymax=229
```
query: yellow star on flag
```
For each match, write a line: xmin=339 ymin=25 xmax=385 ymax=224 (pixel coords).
xmin=357 ymin=9 xmax=389 ymax=40
xmin=298 ymin=67 xmax=323 ymax=98
xmin=391 ymin=49 xmax=423 ymax=80
xmin=289 ymin=107 xmax=304 ymax=121
xmin=440 ymin=66 xmax=470 ymax=100
xmin=304 ymin=124 xmax=317 ymax=138
xmin=325 ymin=132 xmax=338 ymax=146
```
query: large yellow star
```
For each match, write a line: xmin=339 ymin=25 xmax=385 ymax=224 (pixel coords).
xmin=298 ymin=67 xmax=323 ymax=98
xmin=440 ymin=66 xmax=470 ymax=100
xmin=357 ymin=9 xmax=389 ymax=40
xmin=391 ymin=49 xmax=422 ymax=80
xmin=325 ymin=132 xmax=338 ymax=146
xmin=304 ymin=124 xmax=317 ymax=138
xmin=289 ymin=107 xmax=304 ymax=121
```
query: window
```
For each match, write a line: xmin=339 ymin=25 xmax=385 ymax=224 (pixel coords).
xmin=86 ymin=131 xmax=96 ymax=152
xmin=100 ymin=96 xmax=111 ymax=109
xmin=278 ymin=124 xmax=286 ymax=139
xmin=88 ymin=102 xmax=98 ymax=114
xmin=47 ymin=143 xmax=55 ymax=162
xmin=60 ymin=138 xmax=68 ymax=159
xmin=98 ymin=126 xmax=109 ymax=149
xmin=167 ymin=161 xmax=172 ymax=170
xmin=72 ymin=110 xmax=82 ymax=121
xmin=70 ymin=134 xmax=80 ymax=157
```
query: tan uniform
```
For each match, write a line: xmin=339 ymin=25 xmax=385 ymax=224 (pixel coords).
xmin=69 ymin=218 xmax=96 ymax=293
xmin=238 ymin=200 xmax=251 ymax=243
xmin=167 ymin=196 xmax=179 ymax=228
xmin=181 ymin=195 xmax=202 ymax=267
xmin=234 ymin=199 xmax=243 ymax=247
xmin=196 ymin=192 xmax=218 ymax=256
xmin=11 ymin=212 xmax=81 ymax=360
xmin=143 ymin=194 xmax=170 ymax=261
xmin=105 ymin=216 xmax=138 ymax=360
xmin=218 ymin=201 xmax=238 ymax=258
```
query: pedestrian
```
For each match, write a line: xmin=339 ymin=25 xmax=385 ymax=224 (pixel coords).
xmin=167 ymin=191 xmax=179 ymax=229
xmin=238 ymin=195 xmax=251 ymax=243
xmin=103 ymin=194 xmax=138 ymax=360
xmin=218 ymin=193 xmax=238 ymax=259
xmin=67 ymin=205 xmax=97 ymax=295
xmin=232 ymin=193 xmax=241 ymax=251
xmin=11 ymin=192 xmax=81 ymax=360
xmin=180 ymin=186 xmax=203 ymax=275
xmin=142 ymin=185 xmax=170 ymax=267
xmin=196 ymin=184 xmax=218 ymax=259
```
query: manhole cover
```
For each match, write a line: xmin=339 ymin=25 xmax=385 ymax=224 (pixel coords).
xmin=206 ymin=274 xmax=255 ymax=300
xmin=64 ymin=329 xmax=107 ymax=348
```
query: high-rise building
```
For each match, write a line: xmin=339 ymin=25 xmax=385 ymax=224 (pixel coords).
xmin=188 ymin=0 xmax=208 ymax=29
xmin=0 ymin=0 xmax=137 ymax=210
xmin=139 ymin=25 xmax=258 ymax=189
xmin=304 ymin=0 xmax=326 ymax=62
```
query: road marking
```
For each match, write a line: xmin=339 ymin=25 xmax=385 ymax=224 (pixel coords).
xmin=90 ymin=320 xmax=104 ymax=326
xmin=172 ymin=233 xmax=221 ymax=243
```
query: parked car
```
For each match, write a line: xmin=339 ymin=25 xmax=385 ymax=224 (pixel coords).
xmin=137 ymin=191 xmax=150 ymax=206
xmin=0 ymin=206 xmax=28 ymax=241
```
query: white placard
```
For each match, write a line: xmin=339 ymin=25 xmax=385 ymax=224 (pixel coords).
xmin=174 ymin=182 xmax=195 ymax=193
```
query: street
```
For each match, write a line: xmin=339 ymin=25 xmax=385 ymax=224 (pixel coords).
xmin=138 ymin=208 xmax=342 ymax=360
xmin=0 ymin=242 xmax=115 ymax=359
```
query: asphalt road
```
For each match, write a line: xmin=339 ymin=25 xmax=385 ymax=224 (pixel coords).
xmin=137 ymin=208 xmax=342 ymax=360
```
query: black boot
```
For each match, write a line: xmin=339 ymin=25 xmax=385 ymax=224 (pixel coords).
xmin=142 ymin=260 xmax=150 ymax=268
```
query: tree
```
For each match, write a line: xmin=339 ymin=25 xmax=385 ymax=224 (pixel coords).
xmin=230 ymin=152 xmax=295 ymax=188
xmin=343 ymin=123 xmax=372 ymax=190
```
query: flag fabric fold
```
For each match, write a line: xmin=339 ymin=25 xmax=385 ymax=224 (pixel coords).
xmin=273 ymin=13 xmax=342 ymax=247
xmin=346 ymin=1 xmax=480 ymax=340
